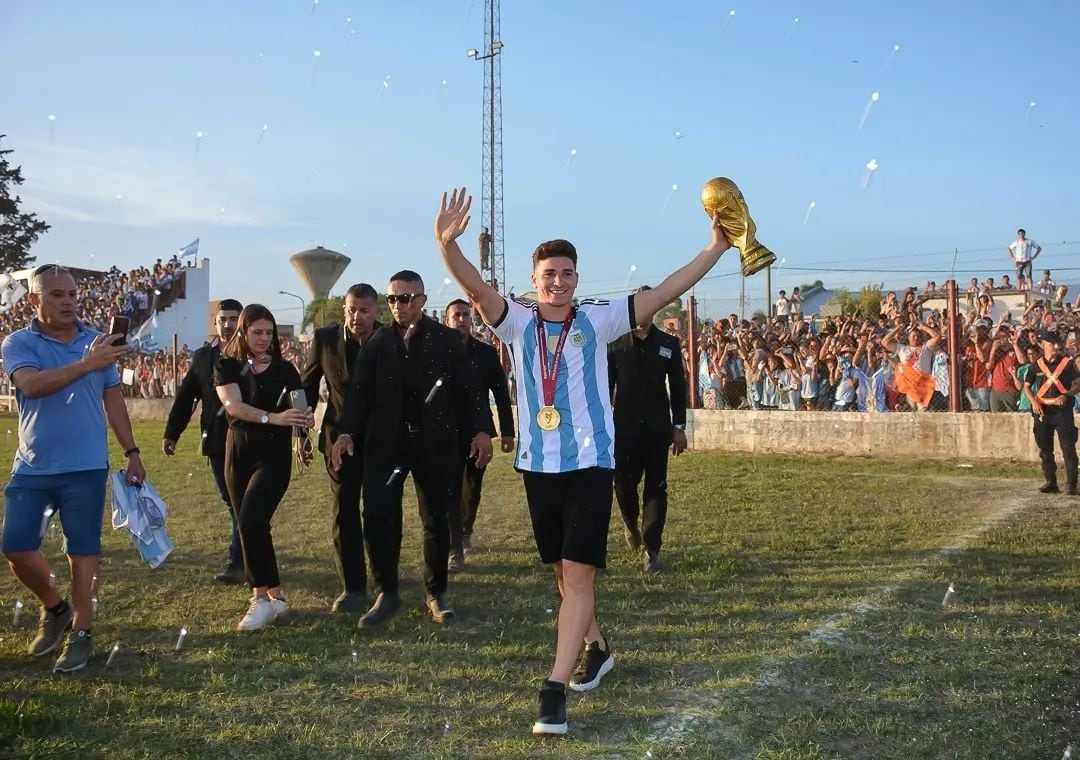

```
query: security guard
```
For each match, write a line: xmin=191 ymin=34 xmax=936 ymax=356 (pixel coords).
xmin=608 ymin=287 xmax=688 ymax=571
xmin=1022 ymin=329 xmax=1080 ymax=495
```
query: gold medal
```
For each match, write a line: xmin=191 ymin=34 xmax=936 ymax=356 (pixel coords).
xmin=537 ymin=405 xmax=561 ymax=431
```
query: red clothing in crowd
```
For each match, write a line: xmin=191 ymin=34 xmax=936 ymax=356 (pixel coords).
xmin=989 ymin=352 xmax=1019 ymax=393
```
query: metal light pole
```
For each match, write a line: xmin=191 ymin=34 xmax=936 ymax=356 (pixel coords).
xmin=467 ymin=0 xmax=504 ymax=294
xmin=278 ymin=290 xmax=307 ymax=330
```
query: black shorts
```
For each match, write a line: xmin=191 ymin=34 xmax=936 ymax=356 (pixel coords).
xmin=521 ymin=467 xmax=614 ymax=568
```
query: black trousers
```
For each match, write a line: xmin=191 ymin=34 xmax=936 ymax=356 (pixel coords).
xmin=362 ymin=434 xmax=463 ymax=597
xmin=1033 ymin=411 xmax=1078 ymax=487
xmin=448 ymin=457 xmax=486 ymax=556
xmin=613 ymin=431 xmax=671 ymax=555
xmin=209 ymin=451 xmax=243 ymax=567
xmin=324 ymin=450 xmax=367 ymax=593
xmin=225 ymin=430 xmax=292 ymax=589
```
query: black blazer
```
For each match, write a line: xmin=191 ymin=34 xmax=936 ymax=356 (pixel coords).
xmin=337 ymin=317 xmax=491 ymax=470
xmin=300 ymin=322 xmax=382 ymax=454
xmin=465 ymin=336 xmax=514 ymax=439
xmin=164 ymin=342 xmax=226 ymax=456
xmin=608 ymin=327 xmax=687 ymax=440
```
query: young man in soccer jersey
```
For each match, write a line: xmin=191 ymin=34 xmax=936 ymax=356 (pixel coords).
xmin=433 ymin=187 xmax=731 ymax=736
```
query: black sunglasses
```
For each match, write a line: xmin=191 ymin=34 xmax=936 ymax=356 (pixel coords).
xmin=385 ymin=293 xmax=423 ymax=305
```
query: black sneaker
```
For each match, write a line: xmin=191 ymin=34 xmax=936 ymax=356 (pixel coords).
xmin=215 ymin=563 xmax=246 ymax=584
xmin=29 ymin=602 xmax=73 ymax=657
xmin=568 ymin=640 xmax=614 ymax=692
xmin=532 ymin=679 xmax=568 ymax=736
xmin=644 ymin=552 xmax=663 ymax=573
xmin=1039 ymin=482 xmax=1060 ymax=494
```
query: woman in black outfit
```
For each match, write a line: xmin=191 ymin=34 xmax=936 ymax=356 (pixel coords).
xmin=214 ymin=304 xmax=313 ymax=631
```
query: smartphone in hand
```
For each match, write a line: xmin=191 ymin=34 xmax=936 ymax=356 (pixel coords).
xmin=107 ymin=315 xmax=130 ymax=346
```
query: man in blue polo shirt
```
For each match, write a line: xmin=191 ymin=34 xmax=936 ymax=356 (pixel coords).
xmin=1 ymin=265 xmax=145 ymax=673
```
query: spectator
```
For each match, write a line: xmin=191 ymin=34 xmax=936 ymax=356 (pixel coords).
xmin=773 ymin=290 xmax=790 ymax=323
xmin=999 ymin=275 xmax=1013 ymax=290
xmin=1008 ymin=228 xmax=1041 ymax=283
xmin=963 ymin=319 xmax=992 ymax=411
xmin=789 ymin=287 xmax=804 ymax=316
xmin=1035 ymin=269 xmax=1056 ymax=296
xmin=986 ymin=325 xmax=1022 ymax=411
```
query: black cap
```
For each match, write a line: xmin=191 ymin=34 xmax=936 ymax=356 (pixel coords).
xmin=1036 ymin=329 xmax=1060 ymax=344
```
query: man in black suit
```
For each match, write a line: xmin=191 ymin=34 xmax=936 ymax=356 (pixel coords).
xmin=332 ymin=271 xmax=493 ymax=629
xmin=301 ymin=283 xmax=382 ymax=613
xmin=444 ymin=299 xmax=513 ymax=570
xmin=608 ymin=287 xmax=688 ymax=572
xmin=163 ymin=298 xmax=244 ymax=583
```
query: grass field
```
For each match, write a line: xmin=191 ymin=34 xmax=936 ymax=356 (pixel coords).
xmin=0 ymin=416 xmax=1078 ymax=759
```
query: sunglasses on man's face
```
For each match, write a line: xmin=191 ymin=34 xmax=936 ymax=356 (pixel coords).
xmin=385 ymin=293 xmax=423 ymax=305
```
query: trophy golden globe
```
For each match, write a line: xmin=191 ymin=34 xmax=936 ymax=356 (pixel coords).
xmin=700 ymin=177 xmax=777 ymax=277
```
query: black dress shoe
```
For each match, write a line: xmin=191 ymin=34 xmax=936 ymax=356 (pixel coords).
xmin=215 ymin=563 xmax=245 ymax=584
xmin=331 ymin=591 xmax=369 ymax=614
xmin=358 ymin=593 xmax=401 ymax=629
xmin=426 ymin=593 xmax=456 ymax=624
xmin=1039 ymin=482 xmax=1060 ymax=494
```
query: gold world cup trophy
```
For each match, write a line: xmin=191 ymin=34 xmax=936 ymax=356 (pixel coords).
xmin=700 ymin=177 xmax=777 ymax=277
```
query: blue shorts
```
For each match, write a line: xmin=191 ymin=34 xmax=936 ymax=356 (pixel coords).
xmin=2 ymin=469 xmax=108 ymax=555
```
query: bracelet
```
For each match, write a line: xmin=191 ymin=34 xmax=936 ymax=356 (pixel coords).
xmin=124 ymin=446 xmax=141 ymax=457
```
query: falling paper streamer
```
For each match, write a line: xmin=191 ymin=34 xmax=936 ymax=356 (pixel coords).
xmin=860 ymin=159 xmax=879 ymax=190
xmin=351 ymin=650 xmax=358 ymax=665
xmin=379 ymin=76 xmax=391 ymax=99
xmin=673 ymin=130 xmax=686 ymax=147
xmin=720 ymin=8 xmax=735 ymax=35
xmin=47 ymin=114 xmax=57 ymax=146
xmin=858 ymin=91 xmax=880 ymax=131
xmin=803 ymin=201 xmax=816 ymax=226
xmin=194 ymin=131 xmax=204 ymax=159
xmin=309 ymin=0 xmax=318 ymax=14
xmin=346 ymin=28 xmax=356 ymax=44
xmin=217 ymin=208 xmax=227 ymax=226
xmin=66 ymin=392 xmax=75 ymax=405
xmin=443 ymin=721 xmax=451 ymax=738
xmin=1025 ymin=100 xmax=1036 ymax=125
xmin=425 ymin=378 xmax=444 ymax=404
xmin=941 ymin=582 xmax=955 ymax=609
xmin=386 ymin=467 xmax=404 ymax=487
xmin=39 ymin=507 xmax=54 ymax=539
xmin=106 ymin=642 xmax=120 ymax=668
xmin=257 ymin=123 xmax=269 ymax=144
xmin=662 ymin=184 xmax=678 ymax=211
xmin=311 ymin=50 xmax=322 ymax=84
xmin=564 ymin=148 xmax=577 ymax=172
xmin=784 ymin=16 xmax=799 ymax=43
xmin=1063 ymin=744 xmax=1073 ymax=760
xmin=13 ymin=600 xmax=23 ymax=625
xmin=436 ymin=277 xmax=452 ymax=298
xmin=175 ymin=626 xmax=188 ymax=651
xmin=882 ymin=43 xmax=901 ymax=73
xmin=623 ymin=265 xmax=637 ymax=290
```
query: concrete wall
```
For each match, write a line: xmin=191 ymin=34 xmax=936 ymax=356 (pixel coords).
xmin=686 ymin=409 xmax=1039 ymax=463
xmin=124 ymin=398 xmax=1040 ymax=463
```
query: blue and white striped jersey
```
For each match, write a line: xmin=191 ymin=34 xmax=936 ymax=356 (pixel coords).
xmin=489 ymin=296 xmax=633 ymax=473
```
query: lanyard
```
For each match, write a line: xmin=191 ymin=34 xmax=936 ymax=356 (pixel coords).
xmin=535 ymin=307 xmax=574 ymax=407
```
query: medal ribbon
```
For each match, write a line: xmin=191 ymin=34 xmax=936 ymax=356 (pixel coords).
xmin=535 ymin=307 xmax=575 ymax=408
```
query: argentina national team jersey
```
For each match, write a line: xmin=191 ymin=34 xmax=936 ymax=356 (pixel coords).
xmin=489 ymin=296 xmax=634 ymax=473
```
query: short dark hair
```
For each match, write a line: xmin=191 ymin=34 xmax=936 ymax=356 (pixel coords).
xmin=1018 ymin=228 xmax=1026 ymax=235
xmin=345 ymin=283 xmax=378 ymax=301
xmin=389 ymin=270 xmax=425 ymax=292
xmin=217 ymin=298 xmax=243 ymax=313
xmin=445 ymin=298 xmax=470 ymax=313
xmin=532 ymin=240 xmax=577 ymax=269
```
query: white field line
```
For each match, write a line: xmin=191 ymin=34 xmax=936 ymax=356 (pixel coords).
xmin=641 ymin=488 xmax=1036 ymax=751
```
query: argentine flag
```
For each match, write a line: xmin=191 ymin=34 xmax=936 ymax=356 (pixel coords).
xmin=178 ymin=238 xmax=200 ymax=265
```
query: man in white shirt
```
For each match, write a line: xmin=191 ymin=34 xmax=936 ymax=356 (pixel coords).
xmin=1035 ymin=269 xmax=1056 ymax=297
xmin=433 ymin=186 xmax=731 ymax=737
xmin=1008 ymin=228 xmax=1041 ymax=284
xmin=774 ymin=290 xmax=791 ymax=323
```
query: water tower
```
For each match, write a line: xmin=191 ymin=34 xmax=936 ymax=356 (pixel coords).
xmin=289 ymin=246 xmax=351 ymax=299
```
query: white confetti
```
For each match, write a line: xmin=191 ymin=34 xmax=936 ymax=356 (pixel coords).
xmin=175 ymin=626 xmax=188 ymax=651
xmin=105 ymin=642 xmax=120 ymax=667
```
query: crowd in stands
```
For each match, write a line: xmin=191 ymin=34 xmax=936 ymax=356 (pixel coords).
xmin=694 ymin=268 xmax=1080 ymax=413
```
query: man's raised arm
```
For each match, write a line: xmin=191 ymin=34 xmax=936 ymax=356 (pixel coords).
xmin=434 ymin=188 xmax=505 ymax=327
xmin=633 ymin=212 xmax=731 ymax=326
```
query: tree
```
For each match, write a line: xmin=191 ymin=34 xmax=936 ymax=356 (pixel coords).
xmin=305 ymin=297 xmax=343 ymax=329
xmin=826 ymin=284 xmax=883 ymax=317
xmin=654 ymin=296 xmax=686 ymax=328
xmin=0 ymin=135 xmax=49 ymax=271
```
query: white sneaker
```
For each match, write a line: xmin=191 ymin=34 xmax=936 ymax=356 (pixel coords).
xmin=268 ymin=596 xmax=288 ymax=620
xmin=237 ymin=597 xmax=276 ymax=631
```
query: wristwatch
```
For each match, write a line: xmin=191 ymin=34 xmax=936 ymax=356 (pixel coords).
xmin=260 ymin=414 xmax=270 ymax=424
xmin=124 ymin=446 xmax=141 ymax=457
xmin=673 ymin=424 xmax=685 ymax=431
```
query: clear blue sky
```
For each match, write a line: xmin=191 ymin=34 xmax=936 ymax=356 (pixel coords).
xmin=3 ymin=0 xmax=1078 ymax=322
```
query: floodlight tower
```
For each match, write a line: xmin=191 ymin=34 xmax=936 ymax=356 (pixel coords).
xmin=467 ymin=0 xmax=504 ymax=294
